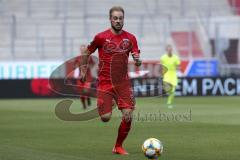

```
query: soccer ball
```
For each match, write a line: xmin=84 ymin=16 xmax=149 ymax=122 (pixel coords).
xmin=142 ymin=138 xmax=163 ymax=159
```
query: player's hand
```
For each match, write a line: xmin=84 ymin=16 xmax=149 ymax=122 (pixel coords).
xmin=133 ymin=57 xmax=142 ymax=66
xmin=134 ymin=59 xmax=142 ymax=66
xmin=132 ymin=54 xmax=142 ymax=67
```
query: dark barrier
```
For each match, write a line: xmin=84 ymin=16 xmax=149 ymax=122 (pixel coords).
xmin=176 ymin=77 xmax=240 ymax=96
xmin=0 ymin=77 xmax=239 ymax=98
xmin=0 ymin=79 xmax=57 ymax=98
xmin=0 ymin=77 xmax=168 ymax=98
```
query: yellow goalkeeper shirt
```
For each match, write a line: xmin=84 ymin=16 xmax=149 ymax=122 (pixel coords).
xmin=160 ymin=54 xmax=180 ymax=86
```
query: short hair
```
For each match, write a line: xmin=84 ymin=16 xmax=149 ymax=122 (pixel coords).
xmin=109 ymin=6 xmax=124 ymax=19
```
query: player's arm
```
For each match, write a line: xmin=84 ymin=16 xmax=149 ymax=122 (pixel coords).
xmin=160 ymin=56 xmax=163 ymax=64
xmin=79 ymin=48 xmax=91 ymax=82
xmin=159 ymin=56 xmax=166 ymax=75
xmin=176 ymin=64 xmax=180 ymax=70
xmin=79 ymin=35 xmax=100 ymax=82
xmin=131 ymin=35 xmax=141 ymax=66
xmin=132 ymin=53 xmax=141 ymax=66
xmin=175 ymin=56 xmax=181 ymax=71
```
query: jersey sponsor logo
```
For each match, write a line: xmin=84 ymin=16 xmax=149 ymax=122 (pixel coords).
xmin=103 ymin=41 xmax=117 ymax=53
xmin=103 ymin=39 xmax=132 ymax=54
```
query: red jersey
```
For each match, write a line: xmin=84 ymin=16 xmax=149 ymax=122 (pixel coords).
xmin=87 ymin=29 xmax=140 ymax=82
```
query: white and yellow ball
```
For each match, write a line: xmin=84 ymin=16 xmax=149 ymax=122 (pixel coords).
xmin=142 ymin=138 xmax=163 ymax=159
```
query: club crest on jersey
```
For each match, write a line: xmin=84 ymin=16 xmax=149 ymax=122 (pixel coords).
xmin=119 ymin=39 xmax=132 ymax=50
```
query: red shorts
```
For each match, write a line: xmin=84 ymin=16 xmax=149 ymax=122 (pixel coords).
xmin=97 ymin=80 xmax=135 ymax=116
xmin=76 ymin=80 xmax=91 ymax=98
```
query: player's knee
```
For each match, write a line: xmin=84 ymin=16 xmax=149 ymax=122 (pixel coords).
xmin=122 ymin=111 xmax=133 ymax=122
xmin=101 ymin=117 xmax=110 ymax=122
xmin=100 ymin=113 xmax=111 ymax=122
xmin=101 ymin=117 xmax=111 ymax=122
xmin=123 ymin=115 xmax=132 ymax=122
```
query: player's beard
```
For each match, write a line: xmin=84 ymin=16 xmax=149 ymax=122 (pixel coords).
xmin=111 ymin=23 xmax=123 ymax=32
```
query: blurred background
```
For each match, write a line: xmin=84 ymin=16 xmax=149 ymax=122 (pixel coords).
xmin=1 ymin=1 xmax=240 ymax=160
xmin=0 ymin=0 xmax=240 ymax=96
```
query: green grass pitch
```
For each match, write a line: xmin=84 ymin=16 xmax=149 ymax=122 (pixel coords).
xmin=0 ymin=97 xmax=240 ymax=160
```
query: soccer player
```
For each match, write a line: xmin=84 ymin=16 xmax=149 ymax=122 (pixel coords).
xmin=74 ymin=45 xmax=92 ymax=109
xmin=160 ymin=44 xmax=180 ymax=108
xmin=79 ymin=6 xmax=141 ymax=155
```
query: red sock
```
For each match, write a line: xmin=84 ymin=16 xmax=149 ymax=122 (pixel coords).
xmin=115 ymin=117 xmax=132 ymax=147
